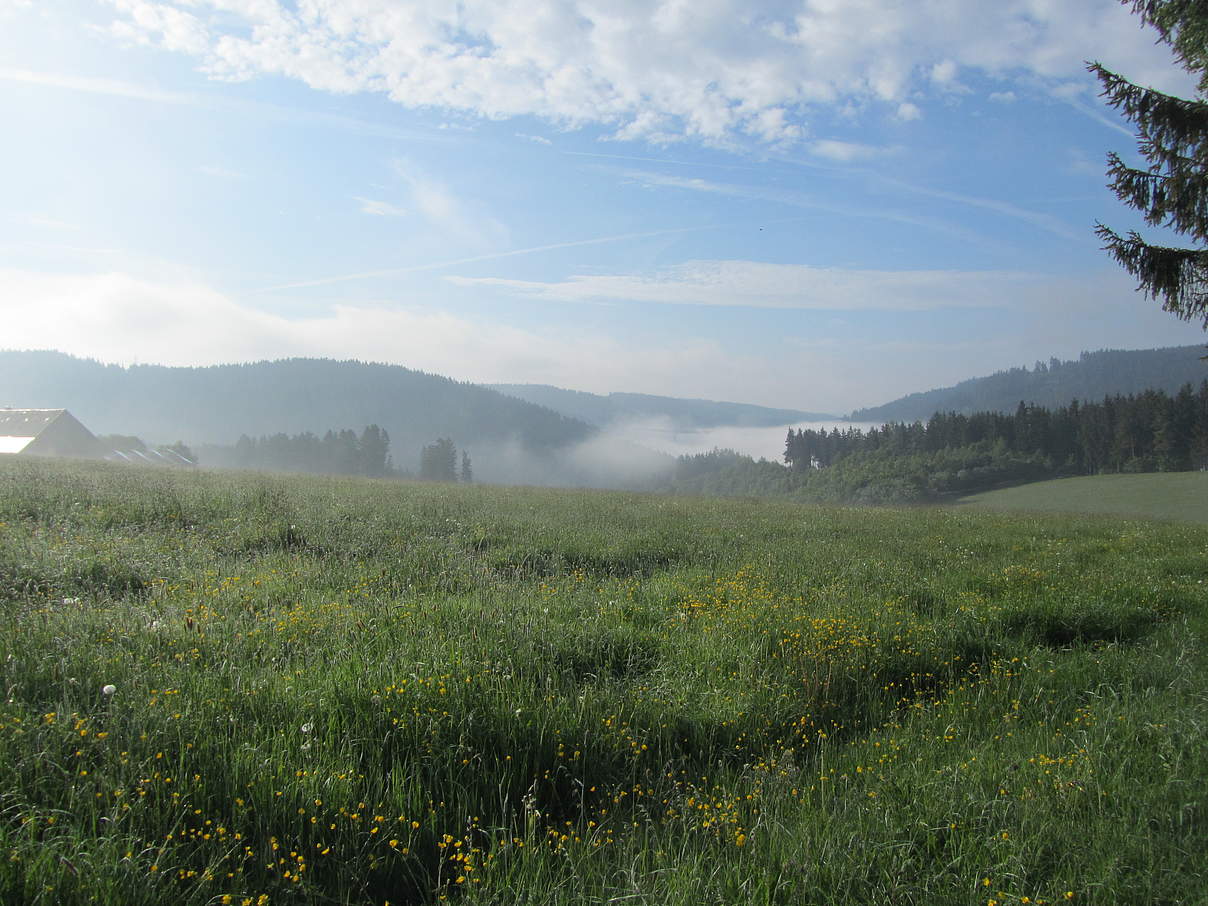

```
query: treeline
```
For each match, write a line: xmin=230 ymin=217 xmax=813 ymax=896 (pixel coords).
xmin=850 ymin=346 xmax=1207 ymax=421
xmin=670 ymin=383 xmax=1208 ymax=505
xmin=790 ymin=382 xmax=1208 ymax=475
xmin=419 ymin=438 xmax=473 ymax=483
xmin=205 ymin=425 xmax=394 ymax=477
xmin=670 ymin=449 xmax=800 ymax=497
xmin=0 ymin=352 xmax=593 ymax=477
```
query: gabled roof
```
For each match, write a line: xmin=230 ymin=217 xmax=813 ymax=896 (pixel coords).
xmin=0 ymin=409 xmax=68 ymax=453
xmin=0 ymin=408 xmax=67 ymax=437
xmin=0 ymin=408 xmax=102 ymax=458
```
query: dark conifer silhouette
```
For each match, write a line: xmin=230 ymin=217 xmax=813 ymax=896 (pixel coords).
xmin=1091 ymin=1 xmax=1208 ymax=328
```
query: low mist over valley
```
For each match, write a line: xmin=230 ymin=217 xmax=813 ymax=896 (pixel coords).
xmin=3 ymin=343 xmax=1204 ymax=494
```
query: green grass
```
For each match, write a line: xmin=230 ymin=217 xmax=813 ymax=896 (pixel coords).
xmin=954 ymin=471 xmax=1208 ymax=523
xmin=1 ymin=457 xmax=1206 ymax=906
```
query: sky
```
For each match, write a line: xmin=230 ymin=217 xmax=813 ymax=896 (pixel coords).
xmin=2 ymin=0 xmax=1206 ymax=415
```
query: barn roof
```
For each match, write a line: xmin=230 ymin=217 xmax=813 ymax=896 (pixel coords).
xmin=0 ymin=408 xmax=102 ymax=458
xmin=0 ymin=408 xmax=67 ymax=437
xmin=0 ymin=409 xmax=68 ymax=453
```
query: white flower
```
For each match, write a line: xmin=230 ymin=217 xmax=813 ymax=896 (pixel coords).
xmin=101 ymin=684 xmax=116 ymax=696
xmin=300 ymin=722 xmax=314 ymax=735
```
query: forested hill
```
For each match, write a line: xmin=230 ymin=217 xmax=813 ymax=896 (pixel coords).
xmin=0 ymin=351 xmax=592 ymax=475
xmin=851 ymin=345 xmax=1207 ymax=422
xmin=489 ymin=383 xmax=832 ymax=428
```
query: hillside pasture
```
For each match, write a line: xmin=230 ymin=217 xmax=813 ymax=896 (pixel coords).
xmin=954 ymin=471 xmax=1208 ymax=523
xmin=0 ymin=458 xmax=1205 ymax=905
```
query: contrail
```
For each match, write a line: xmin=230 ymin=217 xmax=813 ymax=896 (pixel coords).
xmin=253 ymin=224 xmax=724 ymax=293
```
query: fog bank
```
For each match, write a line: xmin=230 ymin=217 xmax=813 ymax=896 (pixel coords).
xmin=609 ymin=418 xmax=883 ymax=463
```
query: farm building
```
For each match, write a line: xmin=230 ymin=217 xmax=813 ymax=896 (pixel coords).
xmin=0 ymin=408 xmax=104 ymax=459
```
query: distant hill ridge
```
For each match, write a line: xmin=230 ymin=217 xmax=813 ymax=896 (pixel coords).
xmin=489 ymin=383 xmax=833 ymax=428
xmin=0 ymin=351 xmax=593 ymax=478
xmin=851 ymin=345 xmax=1208 ymax=422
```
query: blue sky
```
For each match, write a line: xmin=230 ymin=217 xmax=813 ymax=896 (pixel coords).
xmin=2 ymin=0 xmax=1205 ymax=414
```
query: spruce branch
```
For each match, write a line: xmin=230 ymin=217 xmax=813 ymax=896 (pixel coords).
xmin=1096 ymin=223 xmax=1208 ymax=327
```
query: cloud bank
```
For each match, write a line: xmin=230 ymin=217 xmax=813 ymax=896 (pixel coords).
xmin=105 ymin=0 xmax=1191 ymax=145
xmin=4 ymin=263 xmax=1202 ymax=413
xmin=0 ymin=267 xmax=733 ymax=398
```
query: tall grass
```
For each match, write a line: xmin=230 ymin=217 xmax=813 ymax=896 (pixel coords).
xmin=0 ymin=458 xmax=1205 ymax=905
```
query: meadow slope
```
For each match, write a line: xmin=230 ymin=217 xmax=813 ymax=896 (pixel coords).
xmin=955 ymin=472 xmax=1208 ymax=523
xmin=1 ymin=459 xmax=1205 ymax=906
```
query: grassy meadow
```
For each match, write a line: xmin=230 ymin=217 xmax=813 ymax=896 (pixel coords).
xmin=1 ymin=458 xmax=1206 ymax=906
xmin=955 ymin=472 xmax=1208 ymax=524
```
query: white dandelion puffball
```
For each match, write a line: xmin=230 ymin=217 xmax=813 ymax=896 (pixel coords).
xmin=101 ymin=684 xmax=116 ymax=696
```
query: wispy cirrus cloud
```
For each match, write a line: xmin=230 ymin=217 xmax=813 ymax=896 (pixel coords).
xmin=198 ymin=164 xmax=248 ymax=180
xmin=0 ymin=67 xmax=448 ymax=142
xmin=0 ymin=67 xmax=194 ymax=103
xmin=448 ymin=259 xmax=1047 ymax=311
xmin=619 ymin=168 xmax=1001 ymax=246
xmin=808 ymin=139 xmax=896 ymax=163
xmin=355 ymin=197 xmax=408 ymax=217
xmin=625 ymin=159 xmax=1079 ymax=241
xmin=393 ymin=161 xmax=509 ymax=250
xmin=24 ymin=215 xmax=81 ymax=231
xmin=254 ymin=224 xmax=724 ymax=293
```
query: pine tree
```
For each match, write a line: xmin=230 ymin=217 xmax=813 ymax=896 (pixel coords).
xmin=420 ymin=438 xmax=458 ymax=481
xmin=1090 ymin=1 xmax=1208 ymax=328
xmin=359 ymin=424 xmax=391 ymax=477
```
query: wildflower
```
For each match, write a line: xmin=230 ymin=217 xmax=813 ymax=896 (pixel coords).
xmin=102 ymin=684 xmax=116 ymax=696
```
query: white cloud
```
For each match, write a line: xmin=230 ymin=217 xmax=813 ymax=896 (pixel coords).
xmin=100 ymin=0 xmax=1195 ymax=145
xmin=109 ymin=0 xmax=210 ymax=55
xmin=930 ymin=60 xmax=958 ymax=85
xmin=355 ymin=197 xmax=407 ymax=217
